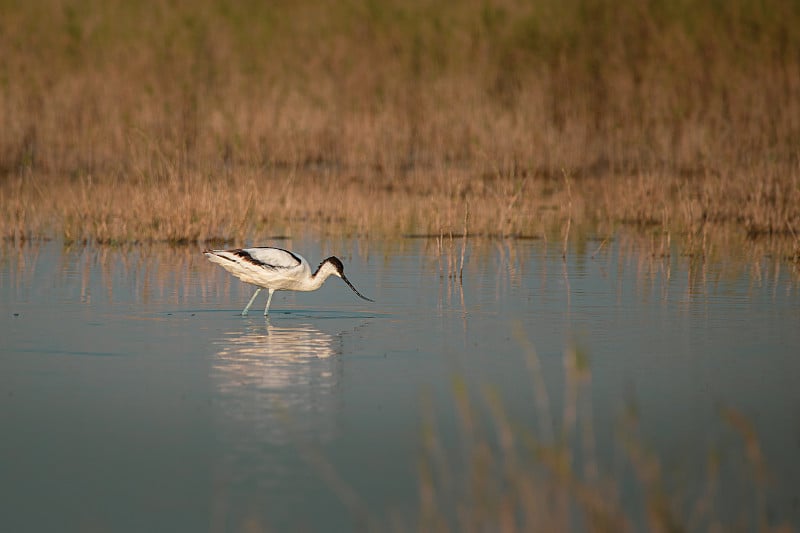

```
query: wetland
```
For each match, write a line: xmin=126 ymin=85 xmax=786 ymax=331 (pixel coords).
xmin=2 ymin=0 xmax=800 ymax=530
xmin=2 ymin=236 xmax=799 ymax=531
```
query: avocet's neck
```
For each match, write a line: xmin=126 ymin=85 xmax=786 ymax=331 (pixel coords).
xmin=306 ymin=259 xmax=341 ymax=290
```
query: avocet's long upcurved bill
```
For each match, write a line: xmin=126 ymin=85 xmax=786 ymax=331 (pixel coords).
xmin=203 ymin=246 xmax=374 ymax=316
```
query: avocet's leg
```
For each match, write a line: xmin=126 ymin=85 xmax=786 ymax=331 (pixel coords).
xmin=264 ymin=288 xmax=275 ymax=316
xmin=242 ymin=288 xmax=261 ymax=316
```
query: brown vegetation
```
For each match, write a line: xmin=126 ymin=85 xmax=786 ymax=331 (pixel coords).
xmin=411 ymin=332 xmax=797 ymax=533
xmin=1 ymin=0 xmax=798 ymax=263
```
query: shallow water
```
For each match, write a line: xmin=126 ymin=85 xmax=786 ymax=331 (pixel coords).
xmin=1 ymin=236 xmax=799 ymax=531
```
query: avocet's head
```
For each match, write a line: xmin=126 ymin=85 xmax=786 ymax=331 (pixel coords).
xmin=318 ymin=256 xmax=374 ymax=302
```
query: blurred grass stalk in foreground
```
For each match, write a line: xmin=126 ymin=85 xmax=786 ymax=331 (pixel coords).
xmin=414 ymin=326 xmax=791 ymax=533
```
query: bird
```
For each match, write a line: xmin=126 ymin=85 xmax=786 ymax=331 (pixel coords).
xmin=203 ymin=246 xmax=374 ymax=316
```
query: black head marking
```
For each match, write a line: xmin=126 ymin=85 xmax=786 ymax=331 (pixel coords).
xmin=317 ymin=256 xmax=374 ymax=302
xmin=317 ymin=256 xmax=344 ymax=276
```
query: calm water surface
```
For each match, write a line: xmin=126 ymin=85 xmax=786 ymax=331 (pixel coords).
xmin=1 ymin=236 xmax=798 ymax=531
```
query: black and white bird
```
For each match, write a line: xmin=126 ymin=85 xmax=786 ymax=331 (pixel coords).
xmin=203 ymin=246 xmax=374 ymax=316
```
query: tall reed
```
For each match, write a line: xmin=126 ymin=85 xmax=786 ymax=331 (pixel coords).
xmin=1 ymin=0 xmax=798 ymax=260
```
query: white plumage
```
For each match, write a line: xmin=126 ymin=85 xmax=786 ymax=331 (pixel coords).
xmin=204 ymin=246 xmax=373 ymax=316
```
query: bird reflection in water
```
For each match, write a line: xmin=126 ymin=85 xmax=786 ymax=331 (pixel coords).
xmin=211 ymin=319 xmax=343 ymax=523
xmin=213 ymin=319 xmax=341 ymax=447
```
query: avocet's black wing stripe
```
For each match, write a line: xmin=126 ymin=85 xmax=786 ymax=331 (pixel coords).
xmin=252 ymin=246 xmax=303 ymax=266
xmin=237 ymin=247 xmax=304 ymax=269
xmin=232 ymin=249 xmax=270 ymax=267
xmin=203 ymin=249 xmax=238 ymax=264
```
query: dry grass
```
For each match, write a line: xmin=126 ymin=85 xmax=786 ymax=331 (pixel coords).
xmin=1 ymin=0 xmax=799 ymax=263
